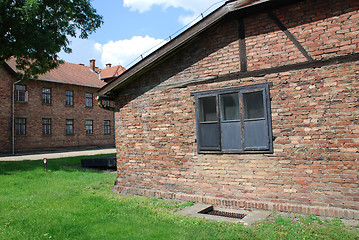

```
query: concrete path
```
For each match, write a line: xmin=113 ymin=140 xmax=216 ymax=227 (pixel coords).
xmin=0 ymin=148 xmax=116 ymax=161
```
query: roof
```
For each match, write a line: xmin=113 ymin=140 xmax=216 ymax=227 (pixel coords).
xmin=99 ymin=65 xmax=126 ymax=80
xmin=98 ymin=0 xmax=294 ymax=97
xmin=6 ymin=58 xmax=106 ymax=88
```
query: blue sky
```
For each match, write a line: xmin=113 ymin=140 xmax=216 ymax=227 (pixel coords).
xmin=59 ymin=0 xmax=225 ymax=69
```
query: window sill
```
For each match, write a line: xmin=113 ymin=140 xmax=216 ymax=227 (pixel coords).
xmin=198 ymin=150 xmax=273 ymax=154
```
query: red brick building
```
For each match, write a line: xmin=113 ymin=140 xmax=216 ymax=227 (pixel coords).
xmin=99 ymin=0 xmax=359 ymax=219
xmin=0 ymin=64 xmax=14 ymax=153
xmin=0 ymin=59 xmax=121 ymax=154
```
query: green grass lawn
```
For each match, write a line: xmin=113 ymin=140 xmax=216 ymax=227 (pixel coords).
xmin=0 ymin=155 xmax=358 ymax=240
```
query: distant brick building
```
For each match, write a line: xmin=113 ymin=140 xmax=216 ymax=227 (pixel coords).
xmin=0 ymin=59 xmax=123 ymax=154
xmin=0 ymin=64 xmax=14 ymax=153
xmin=99 ymin=0 xmax=359 ymax=219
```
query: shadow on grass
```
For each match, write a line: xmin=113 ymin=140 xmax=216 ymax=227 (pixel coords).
xmin=0 ymin=154 xmax=116 ymax=175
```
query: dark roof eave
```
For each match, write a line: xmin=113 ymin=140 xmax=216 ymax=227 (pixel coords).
xmin=2 ymin=61 xmax=18 ymax=77
xmin=33 ymin=78 xmax=102 ymax=89
xmin=101 ymin=76 xmax=118 ymax=81
xmin=98 ymin=0 xmax=279 ymax=97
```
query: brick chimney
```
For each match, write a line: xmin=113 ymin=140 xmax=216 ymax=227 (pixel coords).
xmin=90 ymin=59 xmax=96 ymax=71
xmin=106 ymin=63 xmax=112 ymax=68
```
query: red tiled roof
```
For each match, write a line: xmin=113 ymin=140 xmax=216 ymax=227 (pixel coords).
xmin=99 ymin=65 xmax=126 ymax=80
xmin=6 ymin=58 xmax=106 ymax=88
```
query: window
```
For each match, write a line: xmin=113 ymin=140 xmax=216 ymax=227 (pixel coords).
xmin=15 ymin=118 xmax=26 ymax=135
xmin=86 ymin=93 xmax=93 ymax=107
xmin=65 ymin=90 xmax=74 ymax=106
xmin=66 ymin=119 xmax=74 ymax=135
xmin=15 ymin=85 xmax=27 ymax=102
xmin=86 ymin=120 xmax=93 ymax=135
xmin=42 ymin=88 xmax=51 ymax=104
xmin=193 ymin=83 xmax=273 ymax=153
xmin=42 ymin=118 xmax=51 ymax=135
xmin=104 ymin=120 xmax=111 ymax=135
xmin=103 ymin=99 xmax=110 ymax=107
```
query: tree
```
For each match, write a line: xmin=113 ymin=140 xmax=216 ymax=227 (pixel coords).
xmin=0 ymin=0 xmax=103 ymax=79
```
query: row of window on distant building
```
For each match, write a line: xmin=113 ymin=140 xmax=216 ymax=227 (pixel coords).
xmin=15 ymin=118 xmax=111 ymax=136
xmin=15 ymin=85 xmax=110 ymax=107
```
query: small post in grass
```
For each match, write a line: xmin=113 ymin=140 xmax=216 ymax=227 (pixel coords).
xmin=43 ymin=158 xmax=47 ymax=172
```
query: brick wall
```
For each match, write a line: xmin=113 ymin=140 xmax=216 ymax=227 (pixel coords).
xmin=245 ymin=0 xmax=359 ymax=69
xmin=0 ymin=66 xmax=15 ymax=153
xmin=113 ymin=0 xmax=359 ymax=219
xmin=12 ymin=79 xmax=115 ymax=152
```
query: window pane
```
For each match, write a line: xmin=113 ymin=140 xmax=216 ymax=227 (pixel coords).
xmin=42 ymin=88 xmax=51 ymax=104
xmin=86 ymin=120 xmax=93 ymax=135
xmin=221 ymin=93 xmax=240 ymax=121
xmin=244 ymin=91 xmax=264 ymax=119
xmin=66 ymin=96 xmax=73 ymax=105
xmin=221 ymin=122 xmax=242 ymax=150
xmin=66 ymin=91 xmax=74 ymax=106
xmin=15 ymin=124 xmax=21 ymax=135
xmin=103 ymin=100 xmax=110 ymax=107
xmin=66 ymin=119 xmax=74 ymax=135
xmin=15 ymin=85 xmax=26 ymax=102
xmin=199 ymin=96 xmax=217 ymax=122
xmin=244 ymin=120 xmax=269 ymax=150
xmin=42 ymin=118 xmax=51 ymax=135
xmin=16 ymin=85 xmax=26 ymax=91
xmin=86 ymin=93 xmax=93 ymax=107
xmin=104 ymin=120 xmax=111 ymax=135
xmin=199 ymin=123 xmax=220 ymax=150
xmin=15 ymin=118 xmax=26 ymax=135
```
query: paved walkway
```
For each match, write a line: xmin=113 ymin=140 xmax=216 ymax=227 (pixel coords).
xmin=0 ymin=148 xmax=116 ymax=161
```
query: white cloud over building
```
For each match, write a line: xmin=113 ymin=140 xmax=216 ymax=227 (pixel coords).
xmin=95 ymin=36 xmax=166 ymax=68
xmin=123 ymin=0 xmax=224 ymax=25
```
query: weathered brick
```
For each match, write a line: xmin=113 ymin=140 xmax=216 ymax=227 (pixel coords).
xmin=111 ymin=0 xmax=359 ymax=219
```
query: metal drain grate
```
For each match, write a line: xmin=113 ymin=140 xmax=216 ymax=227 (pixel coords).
xmin=199 ymin=206 xmax=246 ymax=219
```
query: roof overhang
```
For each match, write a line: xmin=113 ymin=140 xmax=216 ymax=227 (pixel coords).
xmin=1 ymin=61 xmax=18 ymax=77
xmin=33 ymin=78 xmax=102 ymax=89
xmin=98 ymin=0 xmax=298 ymax=97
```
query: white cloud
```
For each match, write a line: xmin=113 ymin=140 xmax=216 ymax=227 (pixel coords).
xmin=123 ymin=0 xmax=225 ymax=25
xmin=94 ymin=43 xmax=102 ymax=52
xmin=95 ymin=35 xmax=167 ymax=68
xmin=59 ymin=36 xmax=166 ymax=69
